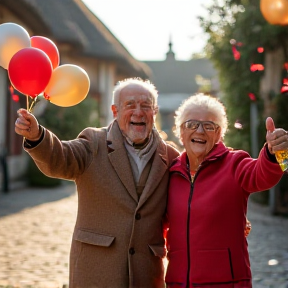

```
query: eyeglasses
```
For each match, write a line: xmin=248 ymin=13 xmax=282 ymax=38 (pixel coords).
xmin=182 ymin=119 xmax=219 ymax=132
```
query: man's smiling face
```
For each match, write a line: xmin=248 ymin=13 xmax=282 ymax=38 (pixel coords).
xmin=112 ymin=84 xmax=158 ymax=144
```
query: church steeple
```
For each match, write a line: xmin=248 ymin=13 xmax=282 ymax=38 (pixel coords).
xmin=166 ymin=35 xmax=175 ymax=60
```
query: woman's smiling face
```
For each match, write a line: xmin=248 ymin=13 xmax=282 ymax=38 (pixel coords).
xmin=180 ymin=106 xmax=221 ymax=163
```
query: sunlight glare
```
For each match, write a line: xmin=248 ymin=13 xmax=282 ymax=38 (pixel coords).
xmin=268 ymin=259 xmax=279 ymax=266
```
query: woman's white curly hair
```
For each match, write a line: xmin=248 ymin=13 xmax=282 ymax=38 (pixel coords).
xmin=174 ymin=93 xmax=228 ymax=139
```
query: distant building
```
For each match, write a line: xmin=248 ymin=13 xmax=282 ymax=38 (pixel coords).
xmin=144 ymin=40 xmax=219 ymax=144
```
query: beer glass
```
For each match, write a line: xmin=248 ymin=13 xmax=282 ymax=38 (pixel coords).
xmin=275 ymin=150 xmax=288 ymax=172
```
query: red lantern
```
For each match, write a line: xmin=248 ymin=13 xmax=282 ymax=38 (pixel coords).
xmin=8 ymin=47 xmax=52 ymax=98
xmin=31 ymin=36 xmax=60 ymax=69
xmin=260 ymin=0 xmax=288 ymax=25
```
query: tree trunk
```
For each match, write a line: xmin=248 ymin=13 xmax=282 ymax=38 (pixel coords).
xmin=259 ymin=47 xmax=284 ymax=118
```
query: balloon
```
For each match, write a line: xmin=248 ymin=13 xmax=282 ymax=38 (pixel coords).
xmin=31 ymin=36 xmax=60 ymax=69
xmin=44 ymin=64 xmax=90 ymax=107
xmin=8 ymin=47 xmax=53 ymax=98
xmin=0 ymin=22 xmax=30 ymax=69
xmin=260 ymin=0 xmax=288 ymax=25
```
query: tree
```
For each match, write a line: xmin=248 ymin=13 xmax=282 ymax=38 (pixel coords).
xmin=200 ymin=0 xmax=288 ymax=152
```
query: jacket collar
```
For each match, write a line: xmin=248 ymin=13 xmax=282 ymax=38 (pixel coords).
xmin=106 ymin=120 xmax=169 ymax=205
xmin=138 ymin=132 xmax=169 ymax=208
xmin=170 ymin=141 xmax=229 ymax=174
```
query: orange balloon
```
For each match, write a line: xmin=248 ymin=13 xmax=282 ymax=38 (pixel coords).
xmin=44 ymin=64 xmax=90 ymax=107
xmin=260 ymin=0 xmax=288 ymax=25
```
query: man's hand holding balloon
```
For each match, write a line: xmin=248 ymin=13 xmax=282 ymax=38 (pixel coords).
xmin=15 ymin=108 xmax=42 ymax=141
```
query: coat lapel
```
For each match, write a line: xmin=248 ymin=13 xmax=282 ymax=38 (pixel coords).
xmin=138 ymin=137 xmax=168 ymax=208
xmin=107 ymin=121 xmax=138 ymax=203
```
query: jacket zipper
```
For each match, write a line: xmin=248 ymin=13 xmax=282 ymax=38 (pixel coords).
xmin=171 ymin=163 xmax=200 ymax=288
xmin=186 ymin=175 xmax=195 ymax=288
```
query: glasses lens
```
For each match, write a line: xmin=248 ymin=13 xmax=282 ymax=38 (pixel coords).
xmin=202 ymin=122 xmax=216 ymax=131
xmin=184 ymin=120 xmax=217 ymax=131
xmin=185 ymin=120 xmax=199 ymax=130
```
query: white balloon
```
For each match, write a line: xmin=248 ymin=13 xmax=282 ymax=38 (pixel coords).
xmin=0 ymin=22 xmax=30 ymax=69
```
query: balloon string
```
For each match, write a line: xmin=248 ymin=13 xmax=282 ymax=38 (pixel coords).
xmin=23 ymin=95 xmax=37 ymax=146
xmin=25 ymin=95 xmax=38 ymax=113
xmin=23 ymin=95 xmax=30 ymax=145
xmin=28 ymin=97 xmax=37 ymax=113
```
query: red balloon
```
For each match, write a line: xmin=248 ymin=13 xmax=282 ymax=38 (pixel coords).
xmin=31 ymin=36 xmax=60 ymax=69
xmin=8 ymin=47 xmax=52 ymax=98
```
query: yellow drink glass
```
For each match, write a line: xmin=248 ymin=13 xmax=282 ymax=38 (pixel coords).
xmin=275 ymin=150 xmax=288 ymax=172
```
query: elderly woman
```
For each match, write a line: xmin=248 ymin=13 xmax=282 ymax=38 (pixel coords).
xmin=165 ymin=94 xmax=287 ymax=288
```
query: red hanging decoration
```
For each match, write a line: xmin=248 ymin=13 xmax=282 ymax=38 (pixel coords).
xmin=232 ymin=46 xmax=241 ymax=60
xmin=248 ymin=93 xmax=256 ymax=101
xmin=250 ymin=64 xmax=265 ymax=72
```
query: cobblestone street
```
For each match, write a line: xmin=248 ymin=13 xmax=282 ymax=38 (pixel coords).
xmin=247 ymin=197 xmax=288 ymax=288
xmin=0 ymin=183 xmax=76 ymax=288
xmin=0 ymin=183 xmax=287 ymax=288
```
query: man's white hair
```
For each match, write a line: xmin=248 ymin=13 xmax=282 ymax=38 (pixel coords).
xmin=112 ymin=78 xmax=158 ymax=107
xmin=174 ymin=93 xmax=228 ymax=139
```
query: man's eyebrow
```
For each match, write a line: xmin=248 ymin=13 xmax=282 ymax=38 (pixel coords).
xmin=124 ymin=100 xmax=135 ymax=104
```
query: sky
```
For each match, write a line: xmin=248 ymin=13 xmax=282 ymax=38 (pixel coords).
xmin=82 ymin=0 xmax=213 ymax=61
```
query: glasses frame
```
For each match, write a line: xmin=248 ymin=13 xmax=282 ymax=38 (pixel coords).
xmin=181 ymin=119 xmax=220 ymax=132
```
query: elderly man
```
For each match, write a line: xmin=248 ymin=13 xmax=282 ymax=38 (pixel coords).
xmin=15 ymin=78 xmax=179 ymax=288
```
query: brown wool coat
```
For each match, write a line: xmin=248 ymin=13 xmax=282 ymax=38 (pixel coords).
xmin=25 ymin=120 xmax=179 ymax=288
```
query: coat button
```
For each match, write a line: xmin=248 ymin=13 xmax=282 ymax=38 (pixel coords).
xmin=135 ymin=213 xmax=141 ymax=220
xmin=129 ymin=248 xmax=135 ymax=255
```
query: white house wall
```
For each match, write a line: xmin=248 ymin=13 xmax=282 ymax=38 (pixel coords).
xmin=98 ymin=62 xmax=115 ymax=126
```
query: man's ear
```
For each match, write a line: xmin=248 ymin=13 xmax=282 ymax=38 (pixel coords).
xmin=111 ymin=105 xmax=117 ymax=118
xmin=154 ymin=105 xmax=159 ymax=115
